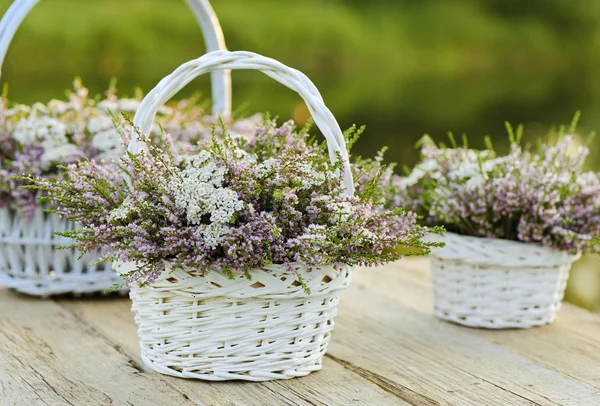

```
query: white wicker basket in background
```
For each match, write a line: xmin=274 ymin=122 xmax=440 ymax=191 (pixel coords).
xmin=121 ymin=50 xmax=355 ymax=381
xmin=429 ymin=232 xmax=581 ymax=329
xmin=0 ymin=207 xmax=119 ymax=296
xmin=0 ymin=0 xmax=231 ymax=296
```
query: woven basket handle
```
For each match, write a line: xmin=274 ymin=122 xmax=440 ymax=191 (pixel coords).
xmin=0 ymin=0 xmax=232 ymax=116
xmin=130 ymin=50 xmax=355 ymax=196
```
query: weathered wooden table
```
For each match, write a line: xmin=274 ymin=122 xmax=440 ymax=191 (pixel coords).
xmin=1 ymin=258 xmax=599 ymax=406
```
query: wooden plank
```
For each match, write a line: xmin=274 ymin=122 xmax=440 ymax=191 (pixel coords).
xmin=58 ymin=296 xmax=409 ymax=406
xmin=0 ymin=291 xmax=193 ymax=406
xmin=361 ymin=259 xmax=600 ymax=390
xmin=6 ymin=258 xmax=599 ymax=406
xmin=327 ymin=261 xmax=600 ymax=405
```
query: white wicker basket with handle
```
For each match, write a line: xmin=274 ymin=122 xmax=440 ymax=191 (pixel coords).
xmin=0 ymin=0 xmax=231 ymax=296
xmin=120 ymin=50 xmax=354 ymax=381
xmin=429 ymin=232 xmax=581 ymax=329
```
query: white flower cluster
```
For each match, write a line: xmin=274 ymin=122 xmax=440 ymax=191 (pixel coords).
xmin=4 ymin=104 xmax=31 ymax=118
xmin=97 ymin=98 xmax=172 ymax=116
xmin=47 ymin=99 xmax=74 ymax=115
xmin=98 ymin=98 xmax=139 ymax=113
xmin=107 ymin=196 xmax=136 ymax=223
xmin=170 ymin=151 xmax=244 ymax=248
xmin=12 ymin=116 xmax=67 ymax=145
xmin=397 ymin=158 xmax=440 ymax=188
xmin=258 ymin=158 xmax=276 ymax=174
xmin=92 ymin=129 xmax=122 ymax=154
xmin=312 ymin=195 xmax=355 ymax=224
xmin=8 ymin=90 xmax=124 ymax=167
xmin=294 ymin=224 xmax=328 ymax=242
xmin=87 ymin=116 xmax=113 ymax=134
xmin=332 ymin=200 xmax=355 ymax=223
xmin=11 ymin=115 xmax=82 ymax=169
xmin=87 ymin=115 xmax=122 ymax=156
xmin=41 ymin=144 xmax=79 ymax=168
xmin=398 ymin=141 xmax=503 ymax=192
xmin=297 ymin=162 xmax=327 ymax=188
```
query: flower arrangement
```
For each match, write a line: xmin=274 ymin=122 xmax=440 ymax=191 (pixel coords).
xmin=17 ymin=49 xmax=446 ymax=380
xmin=0 ymin=80 xmax=236 ymax=218
xmin=392 ymin=117 xmax=599 ymax=328
xmin=393 ymin=120 xmax=600 ymax=254
xmin=0 ymin=80 xmax=252 ymax=296
xmin=24 ymin=118 xmax=440 ymax=291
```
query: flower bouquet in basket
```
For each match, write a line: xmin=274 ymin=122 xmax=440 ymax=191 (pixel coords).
xmin=0 ymin=0 xmax=234 ymax=297
xmin=393 ymin=117 xmax=600 ymax=329
xmin=0 ymin=81 xmax=222 ymax=296
xmin=25 ymin=51 xmax=440 ymax=381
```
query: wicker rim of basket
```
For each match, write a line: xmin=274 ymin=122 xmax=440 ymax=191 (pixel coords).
xmin=115 ymin=260 xmax=353 ymax=299
xmin=428 ymin=232 xmax=581 ymax=268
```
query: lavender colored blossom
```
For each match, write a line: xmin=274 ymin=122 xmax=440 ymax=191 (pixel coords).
xmin=393 ymin=121 xmax=600 ymax=254
xmin=24 ymin=119 xmax=441 ymax=287
xmin=0 ymin=81 xmax=222 ymax=218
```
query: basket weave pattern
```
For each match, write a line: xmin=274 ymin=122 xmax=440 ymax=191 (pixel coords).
xmin=429 ymin=232 xmax=580 ymax=329
xmin=0 ymin=207 xmax=119 ymax=296
xmin=123 ymin=263 xmax=352 ymax=381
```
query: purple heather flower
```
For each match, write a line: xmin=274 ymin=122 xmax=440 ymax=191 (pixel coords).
xmin=25 ymin=118 xmax=439 ymax=286
xmin=0 ymin=81 xmax=234 ymax=219
xmin=393 ymin=131 xmax=600 ymax=254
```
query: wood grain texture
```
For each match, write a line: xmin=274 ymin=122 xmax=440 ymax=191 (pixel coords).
xmin=1 ymin=259 xmax=598 ymax=406
xmin=58 ymin=297 xmax=407 ymax=406
xmin=360 ymin=259 xmax=600 ymax=392
xmin=330 ymin=284 xmax=600 ymax=405
xmin=0 ymin=291 xmax=192 ymax=406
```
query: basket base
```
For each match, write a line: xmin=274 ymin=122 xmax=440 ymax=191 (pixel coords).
xmin=140 ymin=344 xmax=327 ymax=382
xmin=433 ymin=306 xmax=559 ymax=329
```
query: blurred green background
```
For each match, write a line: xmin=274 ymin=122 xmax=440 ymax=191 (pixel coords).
xmin=0 ymin=0 xmax=598 ymax=311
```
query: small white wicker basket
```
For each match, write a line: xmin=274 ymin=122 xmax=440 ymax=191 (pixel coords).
xmin=0 ymin=0 xmax=231 ymax=296
xmin=429 ymin=232 xmax=581 ymax=329
xmin=117 ymin=262 xmax=352 ymax=381
xmin=123 ymin=50 xmax=355 ymax=380
xmin=0 ymin=207 xmax=120 ymax=296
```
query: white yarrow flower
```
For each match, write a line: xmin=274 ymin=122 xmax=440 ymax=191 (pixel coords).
xmin=399 ymin=167 xmax=426 ymax=188
xmin=450 ymin=163 xmax=481 ymax=180
xmin=107 ymin=197 xmax=136 ymax=223
xmin=47 ymin=100 xmax=74 ymax=115
xmin=87 ymin=116 xmax=114 ymax=134
xmin=97 ymin=100 xmax=119 ymax=112
xmin=91 ymin=128 xmax=122 ymax=154
xmin=170 ymin=152 xmax=244 ymax=248
xmin=13 ymin=116 xmax=67 ymax=145
xmin=419 ymin=158 xmax=440 ymax=172
xmin=5 ymin=104 xmax=31 ymax=117
xmin=464 ymin=175 xmax=485 ymax=190
xmin=40 ymin=144 xmax=79 ymax=168
xmin=31 ymin=102 xmax=49 ymax=115
xmin=117 ymin=99 xmax=141 ymax=113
